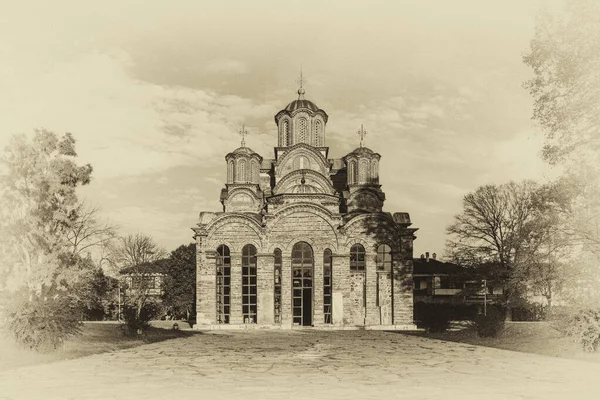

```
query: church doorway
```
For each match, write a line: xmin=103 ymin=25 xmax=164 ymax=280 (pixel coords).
xmin=291 ymin=242 xmax=313 ymax=326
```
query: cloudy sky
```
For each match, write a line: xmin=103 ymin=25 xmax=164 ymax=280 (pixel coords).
xmin=0 ymin=0 xmax=563 ymax=257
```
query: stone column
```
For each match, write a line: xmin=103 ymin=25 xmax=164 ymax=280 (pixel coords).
xmin=365 ymin=251 xmax=380 ymax=325
xmin=331 ymin=253 xmax=349 ymax=326
xmin=312 ymin=250 xmax=324 ymax=327
xmin=281 ymin=253 xmax=293 ymax=328
xmin=257 ymin=253 xmax=274 ymax=325
xmin=229 ymin=252 xmax=243 ymax=325
xmin=196 ymin=235 xmax=216 ymax=326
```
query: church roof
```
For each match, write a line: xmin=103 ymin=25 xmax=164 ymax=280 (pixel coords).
xmin=284 ymin=98 xmax=321 ymax=113
xmin=275 ymin=87 xmax=329 ymax=123
xmin=347 ymin=147 xmax=380 ymax=157
xmin=230 ymin=146 xmax=258 ymax=156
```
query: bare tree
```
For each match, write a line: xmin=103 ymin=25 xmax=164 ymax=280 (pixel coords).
xmin=446 ymin=181 xmax=571 ymax=309
xmin=65 ymin=202 xmax=117 ymax=260
xmin=107 ymin=233 xmax=167 ymax=320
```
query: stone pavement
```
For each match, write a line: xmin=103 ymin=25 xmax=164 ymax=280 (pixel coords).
xmin=0 ymin=330 xmax=599 ymax=400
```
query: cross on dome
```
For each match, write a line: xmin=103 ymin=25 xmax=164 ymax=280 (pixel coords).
xmin=239 ymin=125 xmax=248 ymax=147
xmin=357 ymin=124 xmax=367 ymax=148
xmin=295 ymin=66 xmax=306 ymax=99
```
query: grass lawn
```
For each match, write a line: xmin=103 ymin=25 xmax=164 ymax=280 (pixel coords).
xmin=0 ymin=321 xmax=198 ymax=372
xmin=403 ymin=321 xmax=600 ymax=363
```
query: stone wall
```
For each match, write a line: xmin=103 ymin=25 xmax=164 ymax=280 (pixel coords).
xmin=195 ymin=209 xmax=415 ymax=329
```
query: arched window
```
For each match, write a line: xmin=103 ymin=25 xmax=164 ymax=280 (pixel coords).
xmin=274 ymin=248 xmax=282 ymax=324
xmin=250 ymin=160 xmax=258 ymax=182
xmin=348 ymin=160 xmax=358 ymax=184
xmin=227 ymin=160 xmax=234 ymax=183
xmin=281 ymin=120 xmax=290 ymax=146
xmin=371 ymin=159 xmax=379 ymax=182
xmin=216 ymin=245 xmax=231 ymax=324
xmin=285 ymin=120 xmax=293 ymax=146
xmin=242 ymin=244 xmax=257 ymax=323
xmin=238 ymin=159 xmax=246 ymax=183
xmin=359 ymin=159 xmax=369 ymax=183
xmin=350 ymin=244 xmax=366 ymax=271
xmin=323 ymin=249 xmax=333 ymax=324
xmin=376 ymin=244 xmax=392 ymax=272
xmin=314 ymin=120 xmax=322 ymax=146
xmin=297 ymin=117 xmax=308 ymax=144
xmin=291 ymin=241 xmax=314 ymax=326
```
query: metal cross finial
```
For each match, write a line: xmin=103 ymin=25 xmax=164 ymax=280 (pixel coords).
xmin=296 ymin=65 xmax=306 ymax=99
xmin=357 ymin=124 xmax=367 ymax=148
xmin=239 ymin=125 xmax=248 ymax=147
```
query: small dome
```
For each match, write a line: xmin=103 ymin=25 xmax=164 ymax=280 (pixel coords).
xmin=350 ymin=147 xmax=375 ymax=156
xmin=231 ymin=146 xmax=257 ymax=156
xmin=284 ymin=98 xmax=321 ymax=113
xmin=226 ymin=146 xmax=262 ymax=161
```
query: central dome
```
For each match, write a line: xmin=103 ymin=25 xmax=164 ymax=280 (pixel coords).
xmin=284 ymin=98 xmax=321 ymax=113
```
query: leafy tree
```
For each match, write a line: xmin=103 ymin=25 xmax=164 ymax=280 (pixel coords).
xmin=0 ymin=130 xmax=93 ymax=295
xmin=523 ymin=0 xmax=600 ymax=305
xmin=161 ymin=244 xmax=196 ymax=321
xmin=0 ymin=130 xmax=97 ymax=349
xmin=523 ymin=0 xmax=600 ymax=168
xmin=72 ymin=265 xmax=119 ymax=320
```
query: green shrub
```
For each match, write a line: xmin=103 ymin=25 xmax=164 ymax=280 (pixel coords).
xmin=414 ymin=303 xmax=452 ymax=333
xmin=512 ymin=304 xmax=547 ymax=321
xmin=4 ymin=291 xmax=82 ymax=352
xmin=473 ymin=306 xmax=505 ymax=337
xmin=559 ymin=308 xmax=600 ymax=352
xmin=121 ymin=302 xmax=162 ymax=335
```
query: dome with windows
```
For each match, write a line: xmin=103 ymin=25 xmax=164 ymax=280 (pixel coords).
xmin=274 ymin=88 xmax=329 ymax=147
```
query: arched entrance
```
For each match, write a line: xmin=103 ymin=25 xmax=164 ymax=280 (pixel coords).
xmin=291 ymin=241 xmax=313 ymax=326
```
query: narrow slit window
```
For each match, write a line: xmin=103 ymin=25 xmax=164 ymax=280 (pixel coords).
xmin=216 ymin=245 xmax=231 ymax=324
xmin=323 ymin=249 xmax=333 ymax=324
xmin=274 ymin=248 xmax=282 ymax=324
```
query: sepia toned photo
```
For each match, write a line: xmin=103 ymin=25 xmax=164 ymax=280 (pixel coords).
xmin=0 ymin=1 xmax=599 ymax=399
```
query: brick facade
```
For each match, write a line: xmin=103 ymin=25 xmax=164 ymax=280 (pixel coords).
xmin=193 ymin=89 xmax=417 ymax=330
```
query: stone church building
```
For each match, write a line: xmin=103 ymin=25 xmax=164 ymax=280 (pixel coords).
xmin=193 ymin=85 xmax=418 ymax=329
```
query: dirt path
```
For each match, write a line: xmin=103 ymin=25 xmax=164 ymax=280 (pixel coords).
xmin=1 ymin=330 xmax=598 ymax=400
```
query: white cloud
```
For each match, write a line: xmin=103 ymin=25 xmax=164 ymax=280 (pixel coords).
xmin=205 ymin=59 xmax=248 ymax=75
xmin=0 ymin=51 xmax=274 ymax=179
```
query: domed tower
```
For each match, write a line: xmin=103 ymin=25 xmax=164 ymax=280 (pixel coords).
xmin=221 ymin=127 xmax=264 ymax=213
xmin=343 ymin=125 xmax=385 ymax=213
xmin=274 ymin=81 xmax=328 ymax=148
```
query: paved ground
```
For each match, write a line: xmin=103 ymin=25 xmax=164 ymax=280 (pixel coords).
xmin=1 ymin=330 xmax=599 ymax=400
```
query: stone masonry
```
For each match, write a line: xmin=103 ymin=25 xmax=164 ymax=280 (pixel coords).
xmin=193 ymin=85 xmax=418 ymax=329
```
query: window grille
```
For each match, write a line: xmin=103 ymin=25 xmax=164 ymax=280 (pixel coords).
xmin=274 ymin=249 xmax=282 ymax=324
xmin=242 ymin=244 xmax=258 ymax=323
xmin=376 ymin=244 xmax=392 ymax=272
xmin=350 ymin=244 xmax=366 ymax=271
xmin=323 ymin=249 xmax=333 ymax=324
xmin=216 ymin=245 xmax=231 ymax=324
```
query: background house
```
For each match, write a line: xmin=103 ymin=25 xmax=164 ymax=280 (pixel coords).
xmin=413 ymin=252 xmax=503 ymax=315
